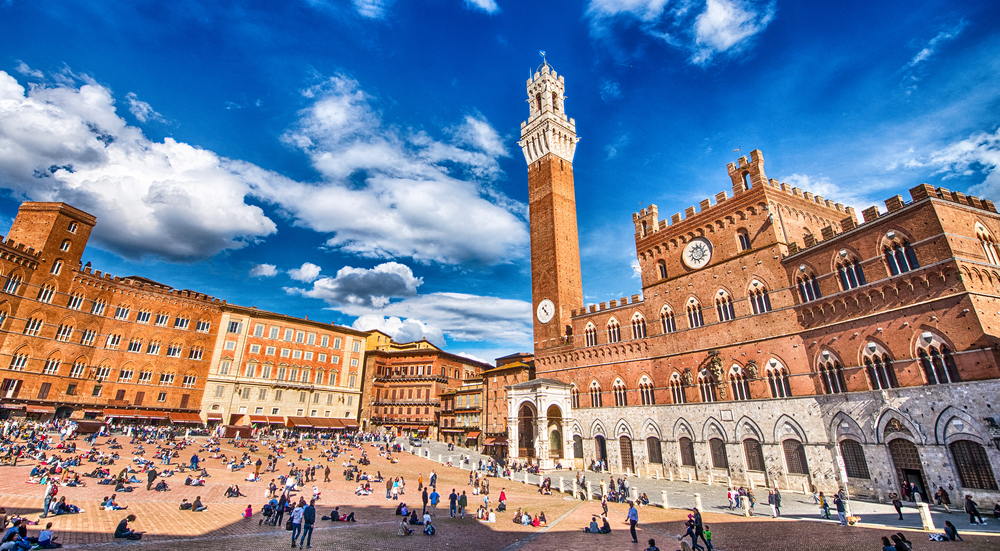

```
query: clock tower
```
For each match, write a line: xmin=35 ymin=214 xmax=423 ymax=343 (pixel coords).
xmin=519 ymin=62 xmax=583 ymax=350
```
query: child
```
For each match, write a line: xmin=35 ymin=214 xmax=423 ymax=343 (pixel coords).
xmin=645 ymin=538 xmax=659 ymax=551
xmin=704 ymin=524 xmax=714 ymax=551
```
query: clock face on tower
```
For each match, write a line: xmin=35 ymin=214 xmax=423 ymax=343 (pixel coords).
xmin=682 ymin=237 xmax=713 ymax=270
xmin=536 ymin=299 xmax=555 ymax=324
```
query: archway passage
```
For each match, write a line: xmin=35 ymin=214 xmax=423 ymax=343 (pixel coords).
xmin=888 ymin=439 xmax=927 ymax=501
xmin=518 ymin=403 xmax=536 ymax=458
xmin=547 ymin=404 xmax=563 ymax=459
xmin=595 ymin=435 xmax=607 ymax=465
xmin=619 ymin=436 xmax=635 ymax=474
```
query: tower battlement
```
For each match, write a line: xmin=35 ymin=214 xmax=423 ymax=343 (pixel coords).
xmin=518 ymin=63 xmax=579 ymax=165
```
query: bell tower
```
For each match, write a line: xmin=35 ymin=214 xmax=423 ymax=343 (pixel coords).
xmin=519 ymin=62 xmax=583 ymax=350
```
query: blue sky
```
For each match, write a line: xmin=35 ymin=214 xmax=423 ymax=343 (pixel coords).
xmin=0 ymin=0 xmax=998 ymax=362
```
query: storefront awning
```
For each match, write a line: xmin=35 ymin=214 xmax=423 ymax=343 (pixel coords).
xmin=248 ymin=415 xmax=268 ymax=424
xmin=416 ymin=428 xmax=428 ymax=433
xmin=137 ymin=411 xmax=168 ymax=420
xmin=206 ymin=413 xmax=223 ymax=420
xmin=326 ymin=418 xmax=346 ymax=429
xmin=83 ymin=409 xmax=103 ymax=414
xmin=267 ymin=416 xmax=285 ymax=425
xmin=26 ymin=405 xmax=55 ymax=414
xmin=309 ymin=418 xmax=335 ymax=429
xmin=465 ymin=431 xmax=481 ymax=439
xmin=0 ymin=404 xmax=23 ymax=410
xmin=169 ymin=412 xmax=203 ymax=424
xmin=286 ymin=416 xmax=313 ymax=428
xmin=483 ymin=437 xmax=508 ymax=446
xmin=440 ymin=428 xmax=464 ymax=433
xmin=342 ymin=420 xmax=359 ymax=429
xmin=104 ymin=408 xmax=141 ymax=419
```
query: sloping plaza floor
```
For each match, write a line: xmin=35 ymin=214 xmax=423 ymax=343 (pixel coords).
xmin=1 ymin=434 xmax=997 ymax=551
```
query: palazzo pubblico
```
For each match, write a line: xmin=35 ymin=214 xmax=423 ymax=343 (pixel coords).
xmin=507 ymin=62 xmax=1000 ymax=504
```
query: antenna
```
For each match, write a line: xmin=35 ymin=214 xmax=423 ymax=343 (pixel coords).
xmin=539 ymin=50 xmax=547 ymax=66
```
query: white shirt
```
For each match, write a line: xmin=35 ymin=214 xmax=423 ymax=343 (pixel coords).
xmin=423 ymin=513 xmax=431 ymax=524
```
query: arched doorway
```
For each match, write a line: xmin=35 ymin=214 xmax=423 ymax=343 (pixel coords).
xmin=619 ymin=436 xmax=635 ymax=474
xmin=517 ymin=403 xmax=536 ymax=458
xmin=594 ymin=435 xmax=608 ymax=467
xmin=55 ymin=406 xmax=73 ymax=420
xmin=888 ymin=439 xmax=927 ymax=501
xmin=547 ymin=405 xmax=563 ymax=459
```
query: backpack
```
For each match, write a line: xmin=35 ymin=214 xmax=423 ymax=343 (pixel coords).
xmin=424 ymin=525 xmax=435 ymax=536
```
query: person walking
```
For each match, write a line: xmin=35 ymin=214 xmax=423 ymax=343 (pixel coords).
xmin=774 ymin=488 xmax=781 ymax=517
xmin=627 ymin=501 xmax=639 ymax=543
xmin=965 ymin=495 xmax=985 ymax=525
xmin=459 ymin=491 xmax=468 ymax=519
xmin=255 ymin=458 xmax=262 ymax=479
xmin=290 ymin=499 xmax=304 ymax=547
xmin=726 ymin=487 xmax=735 ymax=510
xmin=422 ymin=488 xmax=429 ymax=515
xmin=834 ymin=493 xmax=847 ymax=526
xmin=935 ymin=487 xmax=951 ymax=513
xmin=693 ymin=508 xmax=709 ymax=549
xmin=767 ymin=490 xmax=777 ymax=518
xmin=429 ymin=488 xmax=440 ymax=515
xmin=819 ymin=491 xmax=830 ymax=519
xmin=386 ymin=478 xmax=393 ymax=500
xmin=41 ymin=482 xmax=56 ymax=519
xmin=299 ymin=499 xmax=315 ymax=549
xmin=891 ymin=493 xmax=903 ymax=520
xmin=324 ymin=466 xmax=330 ymax=483
xmin=190 ymin=453 xmax=199 ymax=470
xmin=275 ymin=493 xmax=288 ymax=528
xmin=146 ymin=468 xmax=158 ymax=491
xmin=448 ymin=489 xmax=458 ymax=518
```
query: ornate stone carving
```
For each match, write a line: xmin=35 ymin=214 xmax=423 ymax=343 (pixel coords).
xmin=745 ymin=359 xmax=759 ymax=380
xmin=708 ymin=352 xmax=724 ymax=382
xmin=681 ymin=368 xmax=693 ymax=386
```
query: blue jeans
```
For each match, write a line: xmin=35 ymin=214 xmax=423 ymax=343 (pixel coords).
xmin=300 ymin=524 xmax=313 ymax=547
xmin=290 ymin=522 xmax=301 ymax=542
xmin=42 ymin=496 xmax=51 ymax=518
xmin=450 ymin=504 xmax=456 ymax=517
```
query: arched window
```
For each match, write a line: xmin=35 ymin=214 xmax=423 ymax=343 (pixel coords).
xmin=715 ymin=290 xmax=735 ymax=322
xmin=976 ymin=224 xmax=1000 ymax=265
xmin=766 ymin=360 xmax=791 ymax=398
xmin=917 ymin=334 xmax=960 ymax=385
xmin=613 ymin=379 xmax=628 ymax=407
xmin=698 ymin=369 xmax=716 ymax=403
xmin=551 ymin=92 xmax=559 ymax=111
xmin=687 ymin=299 xmax=704 ymax=328
xmin=660 ymin=306 xmax=676 ymax=334
xmin=838 ymin=439 xmax=870 ymax=479
xmin=571 ymin=385 xmax=580 ymax=408
xmin=657 ymin=260 xmax=667 ymax=279
xmin=796 ymin=273 xmax=821 ymax=303
xmin=884 ymin=240 xmax=919 ymax=275
xmin=670 ymin=372 xmax=686 ymax=404
xmin=51 ymin=260 xmax=63 ymax=276
xmin=607 ymin=319 xmax=621 ymax=344
xmin=749 ymin=281 xmax=772 ymax=315
xmin=837 ymin=256 xmax=867 ymax=290
xmin=863 ymin=343 xmax=897 ymax=390
xmin=678 ymin=437 xmax=696 ymax=466
xmin=729 ymin=365 xmax=750 ymax=401
xmin=743 ymin=172 xmax=752 ymax=190
xmin=638 ymin=376 xmax=655 ymax=406
xmin=949 ymin=440 xmax=998 ymax=490
xmin=589 ymin=381 xmax=603 ymax=408
xmin=631 ymin=313 xmax=647 ymax=340
xmin=817 ymin=354 xmax=847 ymax=394
xmin=584 ymin=323 xmax=597 ymax=347
xmin=709 ymin=437 xmax=728 ymax=469
xmin=743 ymin=439 xmax=765 ymax=472
xmin=737 ymin=229 xmax=751 ymax=251
xmin=646 ymin=437 xmax=662 ymax=464
xmin=782 ymin=439 xmax=809 ymax=475
xmin=535 ymin=93 xmax=542 ymax=112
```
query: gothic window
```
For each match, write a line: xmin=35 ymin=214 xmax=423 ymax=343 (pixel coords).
xmin=589 ymin=381 xmax=602 ymax=408
xmin=737 ymin=229 xmax=751 ymax=251
xmin=796 ymin=273 xmax=821 ymax=303
xmin=584 ymin=323 xmax=597 ymax=347
xmin=863 ymin=343 xmax=898 ymax=390
xmin=949 ymin=440 xmax=998 ymax=490
xmin=837 ymin=256 xmax=867 ymax=290
xmin=631 ymin=314 xmax=647 ymax=339
xmin=646 ymin=437 xmax=663 ymax=464
xmin=782 ymin=439 xmax=809 ymax=475
xmin=766 ymin=360 xmax=792 ymax=398
xmin=709 ymin=438 xmax=728 ymax=469
xmin=917 ymin=335 xmax=960 ymax=385
xmin=976 ymin=224 xmax=1000 ymax=265
xmin=749 ymin=282 xmax=772 ymax=315
xmin=613 ymin=379 xmax=628 ymax=407
xmin=818 ymin=355 xmax=847 ymax=394
xmin=715 ymin=290 xmax=735 ymax=322
xmin=838 ymin=439 xmax=870 ymax=479
xmin=698 ymin=370 xmax=716 ymax=403
xmin=884 ymin=240 xmax=919 ymax=275
xmin=743 ymin=439 xmax=765 ymax=472
xmin=679 ymin=437 xmax=696 ymax=466
xmin=687 ymin=300 xmax=704 ymax=328
xmin=729 ymin=365 xmax=751 ymax=401
xmin=638 ymin=376 xmax=655 ymax=405
xmin=607 ymin=319 xmax=621 ymax=344
xmin=670 ymin=372 xmax=686 ymax=404
xmin=660 ymin=306 xmax=676 ymax=334
xmin=571 ymin=386 xmax=580 ymax=408
xmin=657 ymin=260 xmax=667 ymax=279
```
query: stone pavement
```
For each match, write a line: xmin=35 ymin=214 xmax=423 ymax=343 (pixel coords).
xmin=0 ymin=434 xmax=995 ymax=550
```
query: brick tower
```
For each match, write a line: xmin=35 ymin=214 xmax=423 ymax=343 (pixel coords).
xmin=519 ymin=62 xmax=583 ymax=350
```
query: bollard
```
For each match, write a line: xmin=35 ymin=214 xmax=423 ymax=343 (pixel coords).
xmin=660 ymin=490 xmax=669 ymax=509
xmin=586 ymin=481 xmax=593 ymax=501
xmin=749 ymin=477 xmax=755 ymax=490
xmin=669 ymin=470 xmax=674 ymax=482
xmin=727 ymin=476 xmax=732 ymax=488
xmin=438 ymin=454 xmax=442 ymax=463
xmin=573 ymin=479 xmax=580 ymax=500
xmin=694 ymin=493 xmax=703 ymax=511
xmin=918 ymin=502 xmax=935 ymax=530
xmin=559 ymin=477 xmax=565 ymax=494
xmin=687 ymin=473 xmax=692 ymax=484
xmin=707 ymin=474 xmax=713 ymax=486
xmin=802 ymin=482 xmax=809 ymax=495
xmin=449 ymin=456 xmax=453 ymax=466
xmin=538 ymin=477 xmax=543 ymax=488
xmin=630 ymin=487 xmax=638 ymax=501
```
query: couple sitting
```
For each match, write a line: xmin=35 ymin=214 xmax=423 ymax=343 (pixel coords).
xmin=224 ymin=485 xmax=245 ymax=498
xmin=407 ymin=510 xmax=431 ymax=525
xmin=321 ymin=507 xmax=356 ymax=522
xmin=583 ymin=516 xmax=611 ymax=534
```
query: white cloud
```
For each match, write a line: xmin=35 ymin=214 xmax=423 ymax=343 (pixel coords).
xmin=605 ymin=133 xmax=630 ymax=160
xmin=288 ymin=261 xmax=531 ymax=344
xmin=454 ymin=351 xmax=490 ymax=364
xmin=465 ymin=0 xmax=499 ymax=13
xmin=925 ymin=128 xmax=1000 ymax=202
xmin=352 ymin=0 xmax=390 ymax=18
xmin=0 ymin=71 xmax=277 ymax=260
xmin=905 ymin=20 xmax=967 ymax=70
xmin=250 ymin=263 xmax=279 ymax=277
xmin=14 ymin=62 xmax=43 ymax=79
xmin=288 ymin=262 xmax=323 ymax=282
xmin=253 ymin=74 xmax=526 ymax=266
xmin=125 ymin=92 xmax=165 ymax=123
xmin=352 ymin=314 xmax=444 ymax=346
xmin=598 ymin=78 xmax=622 ymax=103
xmin=586 ymin=0 xmax=775 ymax=65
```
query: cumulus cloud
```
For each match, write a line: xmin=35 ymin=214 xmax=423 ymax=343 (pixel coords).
xmin=465 ymin=0 xmax=499 ymax=13
xmin=586 ymin=0 xmax=775 ymax=65
xmin=288 ymin=261 xmax=531 ymax=344
xmin=250 ymin=263 xmax=279 ymax=277
xmin=352 ymin=314 xmax=444 ymax=346
xmin=125 ymin=92 xmax=165 ymax=123
xmin=925 ymin=128 xmax=1000 ymax=202
xmin=288 ymin=262 xmax=323 ymax=282
xmin=253 ymin=74 xmax=526 ymax=265
xmin=0 ymin=71 xmax=276 ymax=260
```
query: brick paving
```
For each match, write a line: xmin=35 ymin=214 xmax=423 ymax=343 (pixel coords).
xmin=1 ymin=435 xmax=996 ymax=550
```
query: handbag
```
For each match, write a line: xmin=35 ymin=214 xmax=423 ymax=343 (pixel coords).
xmin=285 ymin=519 xmax=293 ymax=531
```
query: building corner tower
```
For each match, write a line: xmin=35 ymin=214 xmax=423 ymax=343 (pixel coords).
xmin=519 ymin=63 xmax=583 ymax=350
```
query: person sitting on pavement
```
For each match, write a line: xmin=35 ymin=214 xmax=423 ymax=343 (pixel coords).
xmin=397 ymin=518 xmax=413 ymax=536
xmin=408 ymin=510 xmax=422 ymax=525
xmin=584 ymin=516 xmax=600 ymax=533
xmin=422 ymin=518 xmax=435 ymax=536
xmin=113 ymin=514 xmax=142 ymax=540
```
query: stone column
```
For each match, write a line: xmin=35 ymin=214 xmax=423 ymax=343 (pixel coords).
xmin=917 ymin=502 xmax=935 ymax=530
xmin=660 ymin=490 xmax=669 ymax=509
xmin=508 ymin=415 xmax=519 ymax=461
xmin=536 ymin=414 xmax=551 ymax=469
xmin=559 ymin=477 xmax=565 ymax=493
xmin=586 ymin=481 xmax=593 ymax=501
xmin=561 ymin=419 xmax=575 ymax=464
